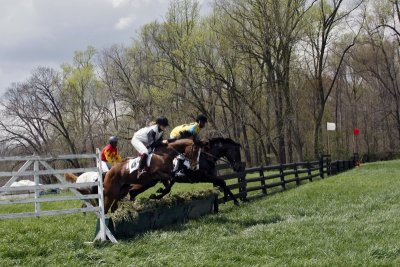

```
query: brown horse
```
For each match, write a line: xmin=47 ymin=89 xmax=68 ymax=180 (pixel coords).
xmin=103 ymin=138 xmax=200 ymax=213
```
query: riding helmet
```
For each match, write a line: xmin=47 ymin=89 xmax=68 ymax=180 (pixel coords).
xmin=196 ymin=114 xmax=208 ymax=123
xmin=156 ymin=116 xmax=169 ymax=126
xmin=109 ymin=136 xmax=118 ymax=143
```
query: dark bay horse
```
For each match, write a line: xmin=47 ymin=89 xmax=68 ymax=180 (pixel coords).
xmin=103 ymin=138 xmax=200 ymax=213
xmin=128 ymin=137 xmax=245 ymax=206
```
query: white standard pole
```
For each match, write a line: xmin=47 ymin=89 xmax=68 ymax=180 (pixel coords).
xmin=96 ymin=148 xmax=107 ymax=242
xmin=34 ymin=159 xmax=40 ymax=217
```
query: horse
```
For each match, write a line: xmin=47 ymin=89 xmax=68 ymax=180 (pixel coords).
xmin=64 ymin=171 xmax=100 ymax=206
xmin=128 ymin=137 xmax=245 ymax=206
xmin=103 ymin=138 xmax=201 ymax=213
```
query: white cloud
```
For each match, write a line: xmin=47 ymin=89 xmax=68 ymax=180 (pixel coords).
xmin=115 ymin=16 xmax=135 ymax=30
xmin=108 ymin=0 xmax=129 ymax=8
xmin=0 ymin=0 xmax=212 ymax=96
xmin=106 ymin=0 xmax=176 ymax=9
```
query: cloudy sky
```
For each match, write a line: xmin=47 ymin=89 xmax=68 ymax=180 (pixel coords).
xmin=0 ymin=0 xmax=211 ymax=96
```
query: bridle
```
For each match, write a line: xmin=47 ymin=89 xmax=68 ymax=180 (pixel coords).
xmin=201 ymin=142 xmax=239 ymax=169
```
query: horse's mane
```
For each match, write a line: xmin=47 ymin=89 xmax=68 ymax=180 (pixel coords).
xmin=168 ymin=138 xmax=193 ymax=145
xmin=208 ymin=137 xmax=240 ymax=146
xmin=167 ymin=137 xmax=193 ymax=143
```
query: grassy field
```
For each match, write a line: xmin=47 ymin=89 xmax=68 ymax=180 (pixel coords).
xmin=1 ymin=160 xmax=400 ymax=266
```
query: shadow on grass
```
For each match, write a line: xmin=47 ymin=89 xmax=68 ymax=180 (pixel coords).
xmin=204 ymin=214 xmax=284 ymax=227
xmin=105 ymin=178 xmax=323 ymax=243
xmin=112 ymin=212 xmax=285 ymax=243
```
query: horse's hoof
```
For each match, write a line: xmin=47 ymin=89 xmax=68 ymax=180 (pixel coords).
xmin=234 ymin=201 xmax=240 ymax=206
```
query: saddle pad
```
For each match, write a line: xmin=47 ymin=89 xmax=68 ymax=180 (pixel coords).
xmin=172 ymin=157 xmax=192 ymax=172
xmin=127 ymin=154 xmax=153 ymax=174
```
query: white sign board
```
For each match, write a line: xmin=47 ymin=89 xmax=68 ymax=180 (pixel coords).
xmin=327 ymin=122 xmax=336 ymax=131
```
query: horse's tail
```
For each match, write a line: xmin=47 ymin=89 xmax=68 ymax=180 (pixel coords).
xmin=64 ymin=173 xmax=78 ymax=183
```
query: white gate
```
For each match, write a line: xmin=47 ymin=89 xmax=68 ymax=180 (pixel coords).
xmin=0 ymin=149 xmax=116 ymax=243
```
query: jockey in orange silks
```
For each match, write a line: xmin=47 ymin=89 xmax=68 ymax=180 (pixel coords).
xmin=101 ymin=136 xmax=122 ymax=172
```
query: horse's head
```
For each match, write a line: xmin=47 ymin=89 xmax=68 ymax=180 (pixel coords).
xmin=208 ymin=138 xmax=245 ymax=172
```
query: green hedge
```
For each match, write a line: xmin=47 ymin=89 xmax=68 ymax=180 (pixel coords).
xmin=101 ymin=189 xmax=220 ymax=238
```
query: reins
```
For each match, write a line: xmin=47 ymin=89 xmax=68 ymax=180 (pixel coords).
xmin=168 ymin=142 xmax=200 ymax=167
xmin=167 ymin=139 xmax=238 ymax=169
xmin=201 ymin=151 xmax=232 ymax=166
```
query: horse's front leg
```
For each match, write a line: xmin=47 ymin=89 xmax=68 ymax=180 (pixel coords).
xmin=110 ymin=200 xmax=119 ymax=213
xmin=148 ymin=172 xmax=175 ymax=199
xmin=151 ymin=179 xmax=175 ymax=199
xmin=213 ymin=177 xmax=240 ymax=206
xmin=156 ymin=180 xmax=172 ymax=194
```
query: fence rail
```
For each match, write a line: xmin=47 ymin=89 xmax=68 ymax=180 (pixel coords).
xmin=0 ymin=151 xmax=117 ymax=243
xmin=1 ymin=151 xmax=360 ymax=242
xmin=216 ymin=153 xmax=359 ymax=204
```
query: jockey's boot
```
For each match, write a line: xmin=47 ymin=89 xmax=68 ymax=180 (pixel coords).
xmin=174 ymin=158 xmax=186 ymax=177
xmin=138 ymin=154 xmax=149 ymax=177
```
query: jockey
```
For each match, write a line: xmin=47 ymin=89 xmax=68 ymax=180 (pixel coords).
xmin=169 ymin=114 xmax=208 ymax=177
xmin=170 ymin=114 xmax=208 ymax=140
xmin=131 ymin=116 xmax=169 ymax=176
xmin=101 ymin=136 xmax=122 ymax=172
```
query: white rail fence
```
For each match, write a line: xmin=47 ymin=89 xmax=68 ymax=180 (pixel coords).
xmin=0 ymin=149 xmax=117 ymax=243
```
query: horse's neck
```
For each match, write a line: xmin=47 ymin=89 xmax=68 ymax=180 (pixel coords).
xmin=202 ymin=146 xmax=224 ymax=163
xmin=210 ymin=145 xmax=226 ymax=159
xmin=154 ymin=144 xmax=182 ymax=160
xmin=168 ymin=141 xmax=189 ymax=154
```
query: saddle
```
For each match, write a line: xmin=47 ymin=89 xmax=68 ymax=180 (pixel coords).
xmin=127 ymin=154 xmax=153 ymax=174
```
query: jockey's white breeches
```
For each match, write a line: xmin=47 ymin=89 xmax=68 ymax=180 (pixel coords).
xmin=131 ymin=137 xmax=149 ymax=155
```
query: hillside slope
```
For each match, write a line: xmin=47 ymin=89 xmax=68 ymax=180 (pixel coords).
xmin=1 ymin=160 xmax=399 ymax=266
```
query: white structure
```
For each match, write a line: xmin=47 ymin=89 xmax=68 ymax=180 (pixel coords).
xmin=0 ymin=150 xmax=116 ymax=243
xmin=327 ymin=122 xmax=336 ymax=131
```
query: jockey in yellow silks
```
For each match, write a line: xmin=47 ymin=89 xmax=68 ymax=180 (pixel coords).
xmin=169 ymin=114 xmax=208 ymax=177
xmin=170 ymin=114 xmax=208 ymax=141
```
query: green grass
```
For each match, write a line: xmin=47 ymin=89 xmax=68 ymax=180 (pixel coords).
xmin=1 ymin=160 xmax=400 ymax=266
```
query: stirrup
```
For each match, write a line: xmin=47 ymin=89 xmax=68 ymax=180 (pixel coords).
xmin=175 ymin=170 xmax=185 ymax=177
xmin=138 ymin=169 xmax=147 ymax=176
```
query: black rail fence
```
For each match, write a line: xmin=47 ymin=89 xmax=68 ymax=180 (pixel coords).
xmin=216 ymin=153 xmax=360 ymax=204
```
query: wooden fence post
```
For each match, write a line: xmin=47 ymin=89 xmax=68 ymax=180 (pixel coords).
xmin=238 ymin=169 xmax=247 ymax=201
xmin=307 ymin=161 xmax=313 ymax=182
xmin=319 ymin=155 xmax=325 ymax=179
xmin=326 ymin=155 xmax=332 ymax=176
xmin=354 ymin=153 xmax=359 ymax=167
xmin=259 ymin=166 xmax=267 ymax=195
xmin=279 ymin=164 xmax=286 ymax=190
xmin=294 ymin=163 xmax=300 ymax=186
